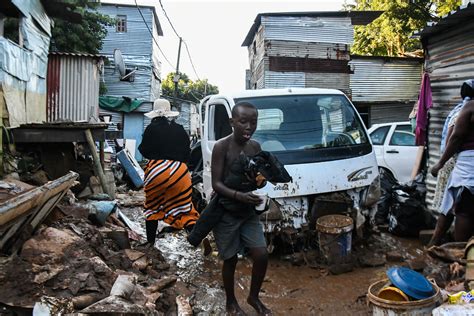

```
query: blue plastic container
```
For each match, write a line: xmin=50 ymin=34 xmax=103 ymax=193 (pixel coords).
xmin=117 ymin=149 xmax=144 ymax=188
xmin=387 ymin=267 xmax=435 ymax=300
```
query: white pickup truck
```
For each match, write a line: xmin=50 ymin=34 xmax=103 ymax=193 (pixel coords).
xmin=190 ymin=88 xmax=380 ymax=245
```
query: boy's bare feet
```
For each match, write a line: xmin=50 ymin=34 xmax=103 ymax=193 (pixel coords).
xmin=226 ymin=302 xmax=246 ymax=316
xmin=247 ymin=296 xmax=272 ymax=315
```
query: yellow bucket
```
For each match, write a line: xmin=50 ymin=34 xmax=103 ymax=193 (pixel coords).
xmin=378 ymin=286 xmax=410 ymax=302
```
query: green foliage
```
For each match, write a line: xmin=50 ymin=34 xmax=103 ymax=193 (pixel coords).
xmin=50 ymin=1 xmax=115 ymax=54
xmin=349 ymin=0 xmax=461 ymax=56
xmin=161 ymin=72 xmax=219 ymax=103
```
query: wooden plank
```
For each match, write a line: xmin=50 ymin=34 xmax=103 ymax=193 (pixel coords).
xmin=85 ymin=129 xmax=112 ymax=198
xmin=0 ymin=171 xmax=78 ymax=229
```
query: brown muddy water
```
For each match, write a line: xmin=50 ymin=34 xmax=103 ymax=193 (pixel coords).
xmin=120 ymin=206 xmax=423 ymax=315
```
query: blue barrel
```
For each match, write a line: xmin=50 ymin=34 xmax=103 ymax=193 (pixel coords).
xmin=316 ymin=215 xmax=354 ymax=265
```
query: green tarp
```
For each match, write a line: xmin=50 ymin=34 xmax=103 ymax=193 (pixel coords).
xmin=99 ymin=96 xmax=145 ymax=113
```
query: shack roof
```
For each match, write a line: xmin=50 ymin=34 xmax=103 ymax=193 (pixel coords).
xmin=100 ymin=2 xmax=164 ymax=36
xmin=242 ymin=11 xmax=383 ymax=47
xmin=417 ymin=2 xmax=474 ymax=39
xmin=49 ymin=51 xmax=105 ymax=59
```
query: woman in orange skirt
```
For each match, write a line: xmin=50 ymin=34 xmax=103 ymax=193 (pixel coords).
xmin=138 ymin=99 xmax=199 ymax=245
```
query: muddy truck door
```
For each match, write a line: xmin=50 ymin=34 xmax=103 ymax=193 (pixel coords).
xmin=201 ymin=98 xmax=233 ymax=200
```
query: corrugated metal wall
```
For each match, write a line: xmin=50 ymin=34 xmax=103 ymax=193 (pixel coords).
xmin=102 ymin=53 xmax=155 ymax=101
xmin=264 ymin=71 xmax=305 ymax=88
xmin=262 ymin=16 xmax=354 ymax=45
xmin=98 ymin=4 xmax=161 ymax=101
xmin=369 ymin=103 xmax=414 ymax=126
xmin=265 ymin=40 xmax=350 ymax=60
xmin=350 ymin=57 xmax=422 ymax=103
xmin=423 ymin=20 xmax=474 ymax=214
xmin=47 ymin=54 xmax=100 ymax=122
xmin=98 ymin=5 xmax=153 ymax=56
xmin=306 ymin=72 xmax=350 ymax=96
xmin=247 ymin=16 xmax=352 ymax=92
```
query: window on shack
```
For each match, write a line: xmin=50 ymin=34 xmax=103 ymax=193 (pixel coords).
xmin=116 ymin=15 xmax=127 ymax=33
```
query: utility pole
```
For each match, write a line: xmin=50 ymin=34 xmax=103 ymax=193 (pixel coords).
xmin=173 ymin=37 xmax=182 ymax=111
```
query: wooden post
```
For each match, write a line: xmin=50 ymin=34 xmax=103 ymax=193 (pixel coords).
xmin=99 ymin=141 xmax=105 ymax=169
xmin=84 ymin=129 xmax=112 ymax=198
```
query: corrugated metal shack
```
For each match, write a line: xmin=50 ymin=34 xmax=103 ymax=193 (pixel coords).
xmin=97 ymin=3 xmax=164 ymax=161
xmin=417 ymin=2 xmax=474 ymax=215
xmin=349 ymin=56 xmax=423 ymax=127
xmin=0 ymin=0 xmax=54 ymax=128
xmin=47 ymin=52 xmax=104 ymax=123
xmin=242 ymin=11 xmax=382 ymax=95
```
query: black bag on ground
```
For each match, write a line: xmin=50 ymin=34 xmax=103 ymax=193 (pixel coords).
xmin=388 ymin=186 xmax=426 ymax=237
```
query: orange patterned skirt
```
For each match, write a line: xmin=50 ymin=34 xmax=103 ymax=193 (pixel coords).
xmin=143 ymin=159 xmax=199 ymax=229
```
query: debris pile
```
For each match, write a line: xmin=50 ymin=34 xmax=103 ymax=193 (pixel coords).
xmin=0 ymin=184 xmax=184 ymax=315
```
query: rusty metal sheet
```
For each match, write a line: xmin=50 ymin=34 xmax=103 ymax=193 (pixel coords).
xmin=46 ymin=54 xmax=101 ymax=122
xmin=422 ymin=18 xmax=474 ymax=215
xmin=265 ymin=40 xmax=350 ymax=60
xmin=0 ymin=171 xmax=79 ymax=254
xmin=262 ymin=16 xmax=354 ymax=45
xmin=269 ymin=56 xmax=351 ymax=74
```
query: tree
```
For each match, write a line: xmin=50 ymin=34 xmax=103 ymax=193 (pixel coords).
xmin=346 ymin=0 xmax=461 ymax=56
xmin=50 ymin=1 xmax=115 ymax=54
xmin=161 ymin=72 xmax=219 ymax=103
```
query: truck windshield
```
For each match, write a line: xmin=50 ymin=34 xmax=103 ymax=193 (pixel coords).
xmin=235 ymin=94 xmax=372 ymax=165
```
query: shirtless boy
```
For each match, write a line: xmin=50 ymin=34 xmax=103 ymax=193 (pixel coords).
xmin=211 ymin=102 xmax=271 ymax=315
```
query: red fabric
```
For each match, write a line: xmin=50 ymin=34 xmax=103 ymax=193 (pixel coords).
xmin=415 ymin=72 xmax=432 ymax=146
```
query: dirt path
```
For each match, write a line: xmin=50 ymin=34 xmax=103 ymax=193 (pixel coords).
xmin=120 ymin=205 xmax=424 ymax=315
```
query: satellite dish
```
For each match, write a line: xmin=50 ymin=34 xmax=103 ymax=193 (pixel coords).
xmin=114 ymin=49 xmax=126 ymax=77
xmin=113 ymin=49 xmax=137 ymax=82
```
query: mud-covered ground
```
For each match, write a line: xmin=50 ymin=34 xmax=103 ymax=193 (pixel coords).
xmin=120 ymin=203 xmax=426 ymax=316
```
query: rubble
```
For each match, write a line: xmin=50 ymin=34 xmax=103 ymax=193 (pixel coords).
xmin=0 ymin=187 xmax=186 ymax=315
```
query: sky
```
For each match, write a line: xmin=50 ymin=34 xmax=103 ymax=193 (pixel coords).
xmin=102 ymin=0 xmax=354 ymax=94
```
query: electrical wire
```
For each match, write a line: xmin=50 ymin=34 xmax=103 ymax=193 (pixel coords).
xmin=157 ymin=0 xmax=202 ymax=81
xmin=158 ymin=0 xmax=180 ymax=38
xmin=183 ymin=40 xmax=201 ymax=80
xmin=133 ymin=0 xmax=174 ymax=69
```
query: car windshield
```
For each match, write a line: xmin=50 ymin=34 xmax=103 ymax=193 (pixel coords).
xmin=235 ymin=94 xmax=368 ymax=152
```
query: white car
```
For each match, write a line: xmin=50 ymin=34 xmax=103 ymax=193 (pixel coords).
xmin=368 ymin=122 xmax=418 ymax=183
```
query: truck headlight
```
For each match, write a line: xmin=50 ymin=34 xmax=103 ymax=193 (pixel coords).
xmin=361 ymin=175 xmax=381 ymax=207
